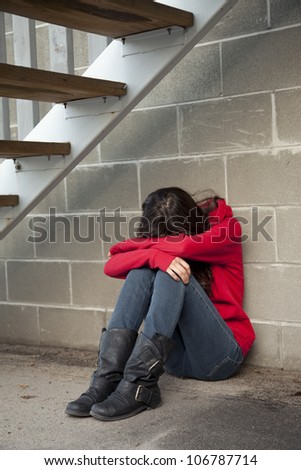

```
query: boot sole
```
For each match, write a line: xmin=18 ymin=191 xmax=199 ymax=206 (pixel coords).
xmin=65 ymin=408 xmax=91 ymax=417
xmin=90 ymin=405 xmax=149 ymax=421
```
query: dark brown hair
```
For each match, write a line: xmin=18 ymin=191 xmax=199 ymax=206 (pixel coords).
xmin=138 ymin=187 xmax=220 ymax=295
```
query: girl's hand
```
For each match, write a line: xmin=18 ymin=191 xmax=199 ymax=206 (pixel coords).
xmin=166 ymin=257 xmax=191 ymax=284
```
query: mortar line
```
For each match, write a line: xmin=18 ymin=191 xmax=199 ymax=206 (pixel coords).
xmin=279 ymin=322 xmax=284 ymax=369
xmin=68 ymin=262 xmax=73 ymax=306
xmin=37 ymin=305 xmax=41 ymax=348
xmin=219 ymin=41 xmax=224 ymax=96
xmin=177 ymin=105 xmax=182 ymax=156
xmin=223 ymin=155 xmax=228 ymax=202
xmin=135 ymin=85 xmax=301 ymax=112
xmin=0 ymin=300 xmax=107 ymax=311
xmin=137 ymin=161 xmax=142 ymax=208
xmin=4 ymin=260 xmax=9 ymax=302
xmin=267 ymin=0 xmax=271 ymax=29
xmin=76 ymin=143 xmax=301 ymax=168
xmin=271 ymin=91 xmax=278 ymax=147
xmin=198 ymin=20 xmax=301 ymax=46
xmin=274 ymin=207 xmax=279 ymax=263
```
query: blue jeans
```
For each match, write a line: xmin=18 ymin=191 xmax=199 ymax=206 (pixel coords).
xmin=108 ymin=268 xmax=243 ymax=381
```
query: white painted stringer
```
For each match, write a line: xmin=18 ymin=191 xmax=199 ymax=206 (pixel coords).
xmin=0 ymin=0 xmax=238 ymax=239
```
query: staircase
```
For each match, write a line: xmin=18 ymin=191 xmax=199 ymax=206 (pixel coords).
xmin=0 ymin=0 xmax=238 ymax=240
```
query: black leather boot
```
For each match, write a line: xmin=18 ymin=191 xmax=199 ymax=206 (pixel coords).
xmin=65 ymin=328 xmax=138 ymax=417
xmin=90 ymin=332 xmax=174 ymax=421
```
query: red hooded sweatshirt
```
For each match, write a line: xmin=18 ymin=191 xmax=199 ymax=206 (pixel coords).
xmin=104 ymin=199 xmax=255 ymax=357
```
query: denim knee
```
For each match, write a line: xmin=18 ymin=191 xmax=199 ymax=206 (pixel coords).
xmin=126 ymin=267 xmax=156 ymax=283
xmin=154 ymin=269 xmax=187 ymax=290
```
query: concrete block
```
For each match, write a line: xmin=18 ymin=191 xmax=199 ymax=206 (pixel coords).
xmin=233 ymin=207 xmax=276 ymax=262
xmin=73 ymin=30 xmax=89 ymax=69
xmin=227 ymin=150 xmax=301 ymax=206
xmin=223 ymin=27 xmax=301 ymax=95
xmin=244 ymin=264 xmax=301 ymax=322
xmin=7 ymin=261 xmax=70 ymax=304
xmin=33 ymin=214 xmax=103 ymax=261
xmin=9 ymin=98 xmax=17 ymax=127
xmin=179 ymin=94 xmax=272 ymax=155
xmin=276 ymin=207 xmax=301 ymax=263
xmin=270 ymin=0 xmax=301 ymax=28
xmin=10 ymin=125 xmax=18 ymax=140
xmin=0 ymin=262 xmax=6 ymax=300
xmin=5 ymin=31 xmax=14 ymax=65
xmin=79 ymin=146 xmax=100 ymax=165
xmin=101 ymin=107 xmax=178 ymax=161
xmin=138 ymin=44 xmax=221 ymax=108
xmin=202 ymin=0 xmax=268 ymax=43
xmin=36 ymin=24 xmax=50 ymax=71
xmin=31 ymin=178 xmax=67 ymax=214
xmin=140 ymin=157 xmax=226 ymax=203
xmin=275 ymin=89 xmax=301 ymax=145
xmin=66 ymin=164 xmax=139 ymax=212
xmin=39 ymin=102 xmax=52 ymax=121
xmin=0 ymin=304 xmax=39 ymax=345
xmin=39 ymin=306 xmax=106 ymax=350
xmin=0 ymin=217 xmax=34 ymax=259
xmin=245 ymin=322 xmax=281 ymax=368
xmin=282 ymin=324 xmax=301 ymax=371
xmin=71 ymin=261 xmax=123 ymax=308
xmin=4 ymin=13 xmax=13 ymax=32
xmin=74 ymin=66 xmax=87 ymax=76
xmin=102 ymin=211 xmax=141 ymax=257
xmin=35 ymin=21 xmax=47 ymax=27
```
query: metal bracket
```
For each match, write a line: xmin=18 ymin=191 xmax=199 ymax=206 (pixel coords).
xmin=64 ymin=96 xmax=123 ymax=119
xmin=14 ymin=159 xmax=22 ymax=172
xmin=121 ymin=26 xmax=187 ymax=57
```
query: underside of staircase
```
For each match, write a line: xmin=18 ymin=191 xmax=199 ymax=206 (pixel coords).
xmin=0 ymin=0 xmax=238 ymax=240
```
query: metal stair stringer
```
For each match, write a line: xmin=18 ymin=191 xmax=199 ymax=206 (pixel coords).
xmin=0 ymin=0 xmax=238 ymax=240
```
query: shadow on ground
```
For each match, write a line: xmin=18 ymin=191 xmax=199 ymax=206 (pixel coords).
xmin=0 ymin=344 xmax=300 ymax=450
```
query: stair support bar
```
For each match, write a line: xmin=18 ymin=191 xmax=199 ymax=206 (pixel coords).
xmin=0 ymin=0 xmax=238 ymax=239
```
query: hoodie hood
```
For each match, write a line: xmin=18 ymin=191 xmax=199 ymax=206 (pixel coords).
xmin=208 ymin=198 xmax=233 ymax=226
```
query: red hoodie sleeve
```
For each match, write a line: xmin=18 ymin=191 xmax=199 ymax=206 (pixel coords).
xmin=109 ymin=217 xmax=242 ymax=265
xmin=109 ymin=237 xmax=152 ymax=255
xmin=152 ymin=217 xmax=242 ymax=264
xmin=104 ymin=248 xmax=175 ymax=279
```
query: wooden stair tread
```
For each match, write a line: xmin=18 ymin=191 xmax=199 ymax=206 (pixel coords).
xmin=0 ymin=140 xmax=71 ymax=158
xmin=0 ymin=64 xmax=127 ymax=103
xmin=0 ymin=0 xmax=193 ymax=38
xmin=0 ymin=195 xmax=19 ymax=207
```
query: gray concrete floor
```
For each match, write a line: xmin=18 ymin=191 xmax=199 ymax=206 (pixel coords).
xmin=0 ymin=345 xmax=301 ymax=450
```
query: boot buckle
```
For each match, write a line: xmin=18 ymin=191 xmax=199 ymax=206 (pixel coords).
xmin=149 ymin=360 xmax=164 ymax=377
xmin=135 ymin=385 xmax=143 ymax=402
xmin=135 ymin=384 xmax=153 ymax=405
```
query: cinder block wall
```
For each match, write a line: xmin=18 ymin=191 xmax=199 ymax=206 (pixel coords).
xmin=1 ymin=0 xmax=301 ymax=371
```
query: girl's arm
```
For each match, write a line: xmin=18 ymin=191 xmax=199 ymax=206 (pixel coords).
xmin=110 ymin=218 xmax=242 ymax=265
xmin=104 ymin=248 xmax=175 ymax=279
xmin=153 ymin=218 xmax=242 ymax=264
xmin=109 ymin=237 xmax=152 ymax=255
